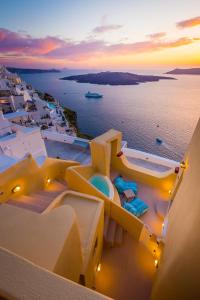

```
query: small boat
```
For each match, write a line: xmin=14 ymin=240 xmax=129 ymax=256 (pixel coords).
xmin=156 ymin=138 xmax=163 ymax=144
xmin=85 ymin=91 xmax=103 ymax=98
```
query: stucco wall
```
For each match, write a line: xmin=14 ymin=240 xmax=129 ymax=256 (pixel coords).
xmin=0 ymin=155 xmax=79 ymax=202
xmin=0 ymin=247 xmax=111 ymax=300
xmin=44 ymin=190 xmax=104 ymax=288
xmin=151 ymin=119 xmax=200 ymax=300
xmin=0 ymin=204 xmax=83 ymax=282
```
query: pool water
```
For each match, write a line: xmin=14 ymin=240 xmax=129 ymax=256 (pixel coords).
xmin=73 ymin=139 xmax=89 ymax=148
xmin=47 ymin=102 xmax=56 ymax=110
xmin=90 ymin=175 xmax=110 ymax=197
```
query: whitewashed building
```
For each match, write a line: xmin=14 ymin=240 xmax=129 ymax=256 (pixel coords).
xmin=0 ymin=111 xmax=47 ymax=165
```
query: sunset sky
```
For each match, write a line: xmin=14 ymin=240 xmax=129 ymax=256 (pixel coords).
xmin=0 ymin=0 xmax=200 ymax=69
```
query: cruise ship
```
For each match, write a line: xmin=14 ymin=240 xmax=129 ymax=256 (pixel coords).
xmin=0 ymin=101 xmax=199 ymax=300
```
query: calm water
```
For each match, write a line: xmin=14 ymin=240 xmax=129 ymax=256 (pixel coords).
xmin=21 ymin=70 xmax=200 ymax=161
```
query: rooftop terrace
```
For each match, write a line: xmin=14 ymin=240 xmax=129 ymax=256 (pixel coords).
xmin=45 ymin=139 xmax=91 ymax=164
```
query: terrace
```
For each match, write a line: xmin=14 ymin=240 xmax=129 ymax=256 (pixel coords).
xmin=96 ymin=232 xmax=155 ymax=300
xmin=0 ymin=129 xmax=180 ymax=300
xmin=45 ymin=139 xmax=91 ymax=164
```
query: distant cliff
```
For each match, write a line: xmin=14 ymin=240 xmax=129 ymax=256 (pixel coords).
xmin=166 ymin=68 xmax=200 ymax=75
xmin=60 ymin=71 xmax=175 ymax=86
xmin=7 ymin=67 xmax=61 ymax=74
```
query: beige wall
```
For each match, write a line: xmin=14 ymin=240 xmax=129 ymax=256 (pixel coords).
xmin=44 ymin=190 xmax=104 ymax=288
xmin=151 ymin=119 xmax=200 ymax=300
xmin=0 ymin=247 xmax=110 ymax=300
xmin=0 ymin=155 xmax=79 ymax=202
xmin=110 ymin=137 xmax=176 ymax=192
xmin=0 ymin=204 xmax=83 ymax=283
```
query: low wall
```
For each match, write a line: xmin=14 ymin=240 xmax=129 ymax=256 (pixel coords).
xmin=65 ymin=166 xmax=111 ymax=214
xmin=0 ymin=247 xmax=110 ymax=300
xmin=112 ymin=153 xmax=177 ymax=192
xmin=110 ymin=201 xmax=144 ymax=241
xmin=41 ymin=131 xmax=89 ymax=144
xmin=123 ymin=147 xmax=179 ymax=169
xmin=0 ymin=155 xmax=79 ymax=203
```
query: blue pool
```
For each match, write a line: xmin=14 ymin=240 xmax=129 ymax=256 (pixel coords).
xmin=47 ymin=102 xmax=56 ymax=110
xmin=73 ymin=139 xmax=89 ymax=149
xmin=90 ymin=175 xmax=111 ymax=198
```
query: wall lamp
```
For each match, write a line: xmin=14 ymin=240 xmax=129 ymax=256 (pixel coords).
xmin=12 ymin=185 xmax=21 ymax=193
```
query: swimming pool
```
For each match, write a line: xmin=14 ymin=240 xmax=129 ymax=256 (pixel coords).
xmin=73 ymin=139 xmax=89 ymax=149
xmin=89 ymin=174 xmax=114 ymax=199
xmin=47 ymin=102 xmax=56 ymax=110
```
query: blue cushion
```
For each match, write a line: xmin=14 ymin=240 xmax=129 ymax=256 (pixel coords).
xmin=123 ymin=197 xmax=149 ymax=217
xmin=114 ymin=176 xmax=138 ymax=194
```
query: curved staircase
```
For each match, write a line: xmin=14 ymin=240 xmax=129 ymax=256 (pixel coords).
xmin=7 ymin=180 xmax=67 ymax=213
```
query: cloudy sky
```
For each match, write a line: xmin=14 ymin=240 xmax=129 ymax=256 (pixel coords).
xmin=0 ymin=0 xmax=200 ymax=69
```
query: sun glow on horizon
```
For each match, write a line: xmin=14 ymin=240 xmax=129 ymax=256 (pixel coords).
xmin=0 ymin=1 xmax=200 ymax=69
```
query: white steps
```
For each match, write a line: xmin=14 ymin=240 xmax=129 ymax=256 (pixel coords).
xmin=104 ymin=214 xmax=124 ymax=247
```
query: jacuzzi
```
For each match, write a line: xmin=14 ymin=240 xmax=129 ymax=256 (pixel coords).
xmin=89 ymin=174 xmax=114 ymax=200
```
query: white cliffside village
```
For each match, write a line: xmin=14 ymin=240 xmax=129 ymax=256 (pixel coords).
xmin=0 ymin=65 xmax=76 ymax=135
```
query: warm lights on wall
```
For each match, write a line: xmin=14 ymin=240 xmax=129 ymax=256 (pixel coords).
xmin=168 ymin=190 xmax=172 ymax=195
xmin=154 ymin=259 xmax=159 ymax=268
xmin=97 ymin=263 xmax=101 ymax=272
xmin=46 ymin=177 xmax=51 ymax=184
xmin=180 ymin=161 xmax=186 ymax=169
xmin=12 ymin=185 xmax=21 ymax=193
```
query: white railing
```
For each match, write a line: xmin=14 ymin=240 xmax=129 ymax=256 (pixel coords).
xmin=123 ymin=147 xmax=180 ymax=169
xmin=41 ymin=130 xmax=89 ymax=145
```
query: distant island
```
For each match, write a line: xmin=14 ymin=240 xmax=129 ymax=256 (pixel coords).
xmin=166 ymin=68 xmax=200 ymax=75
xmin=7 ymin=67 xmax=61 ymax=74
xmin=60 ymin=71 xmax=175 ymax=86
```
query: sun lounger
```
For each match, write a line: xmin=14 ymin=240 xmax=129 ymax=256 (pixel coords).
xmin=123 ymin=197 xmax=149 ymax=217
xmin=114 ymin=176 xmax=138 ymax=194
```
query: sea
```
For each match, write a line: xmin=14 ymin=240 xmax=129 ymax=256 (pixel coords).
xmin=20 ymin=69 xmax=200 ymax=161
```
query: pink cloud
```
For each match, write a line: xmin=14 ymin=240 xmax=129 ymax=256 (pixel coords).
xmin=0 ymin=28 xmax=199 ymax=65
xmin=177 ymin=16 xmax=200 ymax=28
xmin=0 ymin=28 xmax=64 ymax=55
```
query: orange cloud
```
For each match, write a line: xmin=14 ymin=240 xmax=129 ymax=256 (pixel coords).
xmin=177 ymin=16 xmax=200 ymax=28
xmin=0 ymin=27 xmax=199 ymax=68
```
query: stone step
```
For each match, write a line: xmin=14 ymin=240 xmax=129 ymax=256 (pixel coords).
xmin=43 ymin=180 xmax=67 ymax=194
xmin=7 ymin=199 xmax=43 ymax=213
xmin=115 ymin=224 xmax=124 ymax=246
xmin=7 ymin=180 xmax=67 ymax=213
xmin=106 ymin=219 xmax=117 ymax=247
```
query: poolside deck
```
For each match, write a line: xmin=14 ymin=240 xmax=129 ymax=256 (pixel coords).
xmin=111 ymin=171 xmax=170 ymax=237
xmin=45 ymin=140 xmax=91 ymax=164
xmin=126 ymin=156 xmax=171 ymax=172
xmin=95 ymin=232 xmax=155 ymax=300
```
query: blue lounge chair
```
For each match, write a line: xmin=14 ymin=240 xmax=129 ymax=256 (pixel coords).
xmin=114 ymin=176 xmax=138 ymax=194
xmin=123 ymin=197 xmax=149 ymax=217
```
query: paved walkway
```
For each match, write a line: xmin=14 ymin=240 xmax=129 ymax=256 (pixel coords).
xmin=96 ymin=232 xmax=155 ymax=300
xmin=45 ymin=140 xmax=91 ymax=164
